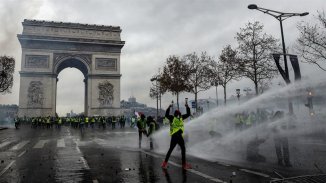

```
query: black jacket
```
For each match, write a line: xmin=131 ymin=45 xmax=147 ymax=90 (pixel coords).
xmin=165 ymin=105 xmax=191 ymax=124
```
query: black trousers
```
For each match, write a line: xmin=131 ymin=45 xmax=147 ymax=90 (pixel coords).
xmin=164 ymin=130 xmax=186 ymax=164
xmin=274 ymin=136 xmax=290 ymax=164
xmin=138 ymin=130 xmax=146 ymax=148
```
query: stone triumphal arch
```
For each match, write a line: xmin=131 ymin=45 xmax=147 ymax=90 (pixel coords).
xmin=18 ymin=19 xmax=125 ymax=117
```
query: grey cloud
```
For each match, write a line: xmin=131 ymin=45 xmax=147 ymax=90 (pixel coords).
xmin=0 ymin=0 xmax=43 ymax=104
xmin=1 ymin=0 xmax=325 ymax=114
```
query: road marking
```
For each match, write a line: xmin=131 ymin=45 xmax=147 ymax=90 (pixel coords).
xmin=11 ymin=140 xmax=29 ymax=151
xmin=93 ymin=180 xmax=99 ymax=183
xmin=75 ymin=138 xmax=89 ymax=147
xmin=73 ymin=138 xmax=90 ymax=170
xmin=273 ymin=170 xmax=284 ymax=178
xmin=0 ymin=138 xmax=8 ymax=142
xmin=80 ymin=157 xmax=90 ymax=169
xmin=141 ymin=150 xmax=226 ymax=183
xmin=216 ymin=162 xmax=230 ymax=167
xmin=240 ymin=169 xmax=270 ymax=178
xmin=57 ymin=139 xmax=65 ymax=148
xmin=188 ymin=169 xmax=225 ymax=183
xmin=0 ymin=141 xmax=12 ymax=149
xmin=0 ymin=160 xmax=15 ymax=177
xmin=18 ymin=150 xmax=26 ymax=158
xmin=33 ymin=140 xmax=49 ymax=149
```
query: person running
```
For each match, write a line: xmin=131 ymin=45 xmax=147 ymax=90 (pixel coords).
xmin=146 ymin=116 xmax=157 ymax=150
xmin=137 ymin=113 xmax=147 ymax=148
xmin=112 ymin=116 xmax=117 ymax=129
xmin=272 ymin=111 xmax=292 ymax=167
xmin=161 ymin=103 xmax=192 ymax=170
xmin=131 ymin=116 xmax=136 ymax=128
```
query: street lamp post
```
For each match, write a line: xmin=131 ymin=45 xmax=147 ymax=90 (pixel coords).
xmin=248 ymin=4 xmax=308 ymax=114
xmin=211 ymin=81 xmax=219 ymax=107
xmin=211 ymin=77 xmax=222 ymax=108
xmin=305 ymin=88 xmax=314 ymax=117
xmin=248 ymin=5 xmax=308 ymax=82
xmin=150 ymin=77 xmax=159 ymax=121
xmin=236 ymin=89 xmax=241 ymax=104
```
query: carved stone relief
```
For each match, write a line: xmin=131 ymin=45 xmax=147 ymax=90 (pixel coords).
xmin=24 ymin=25 xmax=120 ymax=40
xmin=95 ymin=58 xmax=117 ymax=71
xmin=25 ymin=55 xmax=49 ymax=68
xmin=27 ymin=81 xmax=44 ymax=107
xmin=53 ymin=53 xmax=92 ymax=66
xmin=98 ymin=81 xmax=114 ymax=107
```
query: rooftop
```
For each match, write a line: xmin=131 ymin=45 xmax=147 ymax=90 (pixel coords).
xmin=23 ymin=19 xmax=122 ymax=32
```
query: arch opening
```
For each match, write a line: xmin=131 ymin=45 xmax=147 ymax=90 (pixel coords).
xmin=55 ymin=58 xmax=89 ymax=77
xmin=55 ymin=58 xmax=90 ymax=116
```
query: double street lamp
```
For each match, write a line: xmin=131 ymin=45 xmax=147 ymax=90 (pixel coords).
xmin=248 ymin=4 xmax=308 ymax=114
xmin=248 ymin=4 xmax=308 ymax=84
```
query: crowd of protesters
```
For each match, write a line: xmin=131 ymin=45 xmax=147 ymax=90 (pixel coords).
xmin=234 ymin=108 xmax=274 ymax=130
xmin=14 ymin=115 xmax=143 ymax=130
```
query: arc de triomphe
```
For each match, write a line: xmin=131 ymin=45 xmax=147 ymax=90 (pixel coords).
xmin=17 ymin=19 xmax=125 ymax=117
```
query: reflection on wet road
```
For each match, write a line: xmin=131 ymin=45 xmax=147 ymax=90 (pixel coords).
xmin=0 ymin=126 xmax=272 ymax=183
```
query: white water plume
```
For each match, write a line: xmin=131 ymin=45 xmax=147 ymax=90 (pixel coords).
xmin=152 ymin=78 xmax=326 ymax=171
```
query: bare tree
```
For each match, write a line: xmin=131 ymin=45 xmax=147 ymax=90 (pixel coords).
xmin=0 ymin=56 xmax=15 ymax=93
xmin=216 ymin=45 xmax=241 ymax=105
xmin=258 ymin=79 xmax=272 ymax=94
xmin=296 ymin=11 xmax=326 ymax=71
xmin=183 ymin=52 xmax=213 ymax=111
xmin=236 ymin=21 xmax=279 ymax=95
xmin=159 ymin=55 xmax=191 ymax=109
xmin=149 ymin=73 xmax=165 ymax=112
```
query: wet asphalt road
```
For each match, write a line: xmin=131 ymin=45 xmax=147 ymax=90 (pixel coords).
xmin=0 ymin=125 xmax=273 ymax=183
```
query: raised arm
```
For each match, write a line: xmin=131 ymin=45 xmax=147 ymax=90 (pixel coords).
xmin=182 ymin=104 xmax=191 ymax=119
xmin=165 ymin=105 xmax=174 ymax=122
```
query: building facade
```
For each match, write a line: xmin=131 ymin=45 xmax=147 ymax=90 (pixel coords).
xmin=17 ymin=20 xmax=125 ymax=117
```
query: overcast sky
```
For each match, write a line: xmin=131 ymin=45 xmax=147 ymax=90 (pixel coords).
xmin=0 ymin=0 xmax=325 ymax=115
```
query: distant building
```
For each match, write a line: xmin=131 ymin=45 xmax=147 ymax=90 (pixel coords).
xmin=128 ymin=96 xmax=136 ymax=103
xmin=121 ymin=96 xmax=147 ymax=109
xmin=120 ymin=96 xmax=164 ymax=118
xmin=66 ymin=110 xmax=78 ymax=117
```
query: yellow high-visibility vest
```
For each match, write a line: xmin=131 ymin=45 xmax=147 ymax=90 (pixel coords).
xmin=170 ymin=117 xmax=184 ymax=136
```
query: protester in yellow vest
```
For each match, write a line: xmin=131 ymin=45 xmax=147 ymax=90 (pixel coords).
xmin=58 ymin=117 xmax=62 ymax=129
xmin=84 ymin=116 xmax=89 ymax=128
xmin=137 ymin=113 xmax=147 ymax=148
xmin=235 ymin=113 xmax=244 ymax=130
xmin=146 ymin=116 xmax=157 ymax=150
xmin=161 ymin=103 xmax=191 ymax=170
